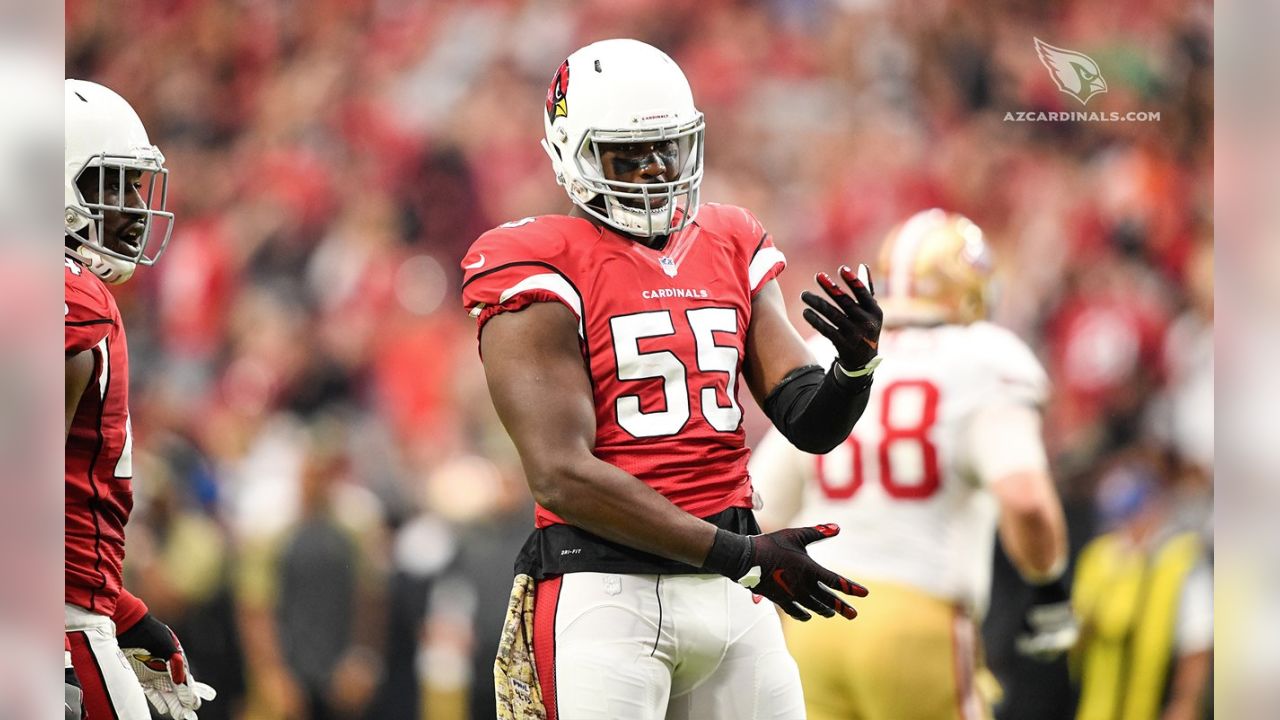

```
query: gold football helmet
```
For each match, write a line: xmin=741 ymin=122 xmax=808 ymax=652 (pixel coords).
xmin=876 ymin=209 xmax=994 ymax=326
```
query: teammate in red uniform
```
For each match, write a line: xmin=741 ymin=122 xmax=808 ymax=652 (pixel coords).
xmin=470 ymin=40 xmax=883 ymax=719
xmin=64 ymin=79 xmax=214 ymax=720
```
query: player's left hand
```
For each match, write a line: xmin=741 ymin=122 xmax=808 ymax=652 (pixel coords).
xmin=1016 ymin=578 xmax=1079 ymax=661
xmin=704 ymin=524 xmax=869 ymax=622
xmin=800 ymin=264 xmax=883 ymax=378
xmin=117 ymin=613 xmax=217 ymax=719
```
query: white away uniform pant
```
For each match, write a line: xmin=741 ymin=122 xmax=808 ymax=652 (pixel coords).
xmin=533 ymin=572 xmax=806 ymax=720
xmin=65 ymin=604 xmax=150 ymax=720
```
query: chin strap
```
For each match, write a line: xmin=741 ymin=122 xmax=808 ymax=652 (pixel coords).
xmin=66 ymin=212 xmax=136 ymax=285
xmin=68 ymin=245 xmax=135 ymax=285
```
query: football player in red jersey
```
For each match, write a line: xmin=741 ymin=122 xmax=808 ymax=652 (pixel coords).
xmin=468 ymin=40 xmax=883 ymax=719
xmin=64 ymin=79 xmax=215 ymax=720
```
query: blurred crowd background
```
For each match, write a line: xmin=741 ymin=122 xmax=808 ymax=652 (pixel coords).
xmin=66 ymin=0 xmax=1212 ymax=718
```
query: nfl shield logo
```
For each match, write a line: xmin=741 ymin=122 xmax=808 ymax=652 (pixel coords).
xmin=659 ymin=256 xmax=678 ymax=277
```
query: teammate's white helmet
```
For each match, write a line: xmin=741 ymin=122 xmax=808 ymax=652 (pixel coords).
xmin=65 ymin=79 xmax=173 ymax=284
xmin=541 ymin=39 xmax=704 ymax=238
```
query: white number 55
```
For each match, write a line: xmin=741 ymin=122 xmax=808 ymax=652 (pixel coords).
xmin=609 ymin=308 xmax=742 ymax=438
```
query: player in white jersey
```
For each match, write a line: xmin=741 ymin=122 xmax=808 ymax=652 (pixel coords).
xmin=750 ymin=209 xmax=1077 ymax=720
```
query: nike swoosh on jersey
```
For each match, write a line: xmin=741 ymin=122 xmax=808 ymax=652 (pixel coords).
xmin=465 ymin=254 xmax=486 ymax=270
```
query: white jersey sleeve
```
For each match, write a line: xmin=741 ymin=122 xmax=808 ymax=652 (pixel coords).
xmin=964 ymin=403 xmax=1050 ymax=485
xmin=749 ymin=425 xmax=810 ymax=531
xmin=749 ymin=334 xmax=839 ymax=531
xmin=956 ymin=323 xmax=1051 ymax=485
xmin=964 ymin=322 xmax=1049 ymax=409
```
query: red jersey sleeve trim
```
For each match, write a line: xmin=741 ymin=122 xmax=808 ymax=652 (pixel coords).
xmin=65 ymin=320 xmax=112 ymax=356
xmin=65 ymin=271 xmax=115 ymax=354
xmin=110 ymin=587 xmax=149 ymax=633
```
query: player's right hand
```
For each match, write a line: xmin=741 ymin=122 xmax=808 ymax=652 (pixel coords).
xmin=800 ymin=264 xmax=883 ymax=377
xmin=704 ymin=524 xmax=869 ymax=621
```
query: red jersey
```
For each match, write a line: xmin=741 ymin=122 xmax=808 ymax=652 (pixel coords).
xmin=64 ymin=257 xmax=134 ymax=616
xmin=462 ymin=204 xmax=786 ymax=528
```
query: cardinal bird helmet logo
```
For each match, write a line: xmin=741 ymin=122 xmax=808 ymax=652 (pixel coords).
xmin=546 ymin=59 xmax=570 ymax=122
xmin=1034 ymin=38 xmax=1108 ymax=106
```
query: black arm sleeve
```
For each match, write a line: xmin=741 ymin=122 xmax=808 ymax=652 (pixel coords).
xmin=761 ymin=362 xmax=874 ymax=454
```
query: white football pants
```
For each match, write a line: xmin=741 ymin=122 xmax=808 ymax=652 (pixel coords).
xmin=65 ymin=603 xmax=151 ymax=720
xmin=533 ymin=572 xmax=806 ymax=720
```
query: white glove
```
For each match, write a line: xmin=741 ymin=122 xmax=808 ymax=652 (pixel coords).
xmin=118 ymin=614 xmax=217 ymax=719
xmin=1015 ymin=578 xmax=1079 ymax=661
xmin=66 ymin=652 xmax=84 ymax=720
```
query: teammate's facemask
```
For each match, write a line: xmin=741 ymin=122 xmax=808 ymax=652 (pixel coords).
xmin=542 ymin=39 xmax=705 ymax=239
xmin=876 ymin=209 xmax=994 ymax=326
xmin=65 ymin=79 xmax=173 ymax=285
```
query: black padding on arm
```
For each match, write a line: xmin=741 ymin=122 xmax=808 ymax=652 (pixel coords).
xmin=762 ymin=362 xmax=874 ymax=454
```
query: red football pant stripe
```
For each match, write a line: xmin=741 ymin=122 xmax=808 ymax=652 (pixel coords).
xmin=950 ymin=610 xmax=980 ymax=720
xmin=534 ymin=576 xmax=563 ymax=720
xmin=67 ymin=630 xmax=120 ymax=720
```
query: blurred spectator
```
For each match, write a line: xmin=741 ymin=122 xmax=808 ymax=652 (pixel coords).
xmin=1041 ymin=248 xmax=1173 ymax=462
xmin=126 ymin=444 xmax=245 ymax=720
xmin=365 ymin=511 xmax=455 ymax=718
xmin=1148 ymin=239 xmax=1214 ymax=477
xmin=420 ymin=456 xmax=534 ymax=720
xmin=1071 ymin=460 xmax=1212 ymax=720
xmin=232 ymin=418 xmax=387 ymax=720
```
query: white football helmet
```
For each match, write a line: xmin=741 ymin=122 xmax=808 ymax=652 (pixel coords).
xmin=65 ymin=79 xmax=173 ymax=284
xmin=541 ymin=39 xmax=704 ymax=238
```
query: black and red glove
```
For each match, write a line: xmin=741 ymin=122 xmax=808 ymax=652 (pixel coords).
xmin=800 ymin=264 xmax=883 ymax=378
xmin=703 ymin=524 xmax=869 ymax=621
xmin=117 ymin=613 xmax=217 ymax=719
